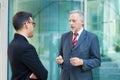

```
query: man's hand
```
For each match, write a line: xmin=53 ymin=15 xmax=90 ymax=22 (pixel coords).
xmin=29 ymin=73 xmax=38 ymax=79
xmin=70 ymin=57 xmax=83 ymax=66
xmin=56 ymin=55 xmax=64 ymax=64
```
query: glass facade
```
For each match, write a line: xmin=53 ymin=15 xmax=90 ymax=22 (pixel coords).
xmin=87 ymin=0 xmax=120 ymax=80
xmin=7 ymin=0 xmax=120 ymax=80
xmin=8 ymin=0 xmax=84 ymax=80
xmin=87 ymin=0 xmax=120 ymax=58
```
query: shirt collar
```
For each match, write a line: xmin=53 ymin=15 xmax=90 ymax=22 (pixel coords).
xmin=73 ymin=27 xmax=83 ymax=36
xmin=15 ymin=32 xmax=29 ymax=41
xmin=77 ymin=27 xmax=83 ymax=36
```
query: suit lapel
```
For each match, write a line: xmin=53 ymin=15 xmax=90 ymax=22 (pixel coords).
xmin=68 ymin=31 xmax=73 ymax=50
xmin=73 ymin=30 xmax=87 ymax=50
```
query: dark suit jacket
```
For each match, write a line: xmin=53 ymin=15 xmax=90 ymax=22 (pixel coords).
xmin=8 ymin=33 xmax=48 ymax=80
xmin=59 ymin=29 xmax=101 ymax=80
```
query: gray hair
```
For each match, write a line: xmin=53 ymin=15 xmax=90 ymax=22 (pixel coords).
xmin=70 ymin=10 xmax=84 ymax=20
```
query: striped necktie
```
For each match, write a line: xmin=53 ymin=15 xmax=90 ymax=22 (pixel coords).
xmin=72 ymin=33 xmax=78 ymax=47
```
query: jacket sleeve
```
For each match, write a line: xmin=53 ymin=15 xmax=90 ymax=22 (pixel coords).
xmin=59 ymin=34 xmax=64 ymax=56
xmin=22 ymin=44 xmax=48 ymax=80
xmin=82 ymin=35 xmax=101 ymax=71
xmin=58 ymin=34 xmax=65 ymax=69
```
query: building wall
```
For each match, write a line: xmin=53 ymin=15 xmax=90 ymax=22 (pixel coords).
xmin=0 ymin=0 xmax=8 ymax=80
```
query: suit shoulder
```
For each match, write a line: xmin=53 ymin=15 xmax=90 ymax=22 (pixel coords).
xmin=85 ymin=30 xmax=98 ymax=38
xmin=9 ymin=39 xmax=34 ymax=51
xmin=61 ymin=31 xmax=71 ymax=38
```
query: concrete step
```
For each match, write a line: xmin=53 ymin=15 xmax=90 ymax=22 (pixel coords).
xmin=101 ymin=62 xmax=118 ymax=68
xmin=100 ymin=73 xmax=120 ymax=80
xmin=100 ymin=68 xmax=120 ymax=74
xmin=93 ymin=57 xmax=120 ymax=80
xmin=101 ymin=57 xmax=112 ymax=62
xmin=93 ymin=67 xmax=120 ymax=80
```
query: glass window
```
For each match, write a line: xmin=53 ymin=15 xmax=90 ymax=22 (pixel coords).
xmin=8 ymin=0 xmax=84 ymax=80
xmin=87 ymin=0 xmax=120 ymax=80
xmin=8 ymin=0 xmax=120 ymax=80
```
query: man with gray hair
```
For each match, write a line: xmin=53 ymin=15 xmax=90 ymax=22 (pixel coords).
xmin=56 ymin=10 xmax=101 ymax=80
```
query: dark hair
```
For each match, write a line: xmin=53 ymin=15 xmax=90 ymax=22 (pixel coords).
xmin=12 ymin=11 xmax=32 ymax=31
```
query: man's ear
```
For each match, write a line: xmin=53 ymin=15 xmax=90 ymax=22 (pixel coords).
xmin=24 ymin=22 xmax=29 ymax=29
xmin=81 ymin=20 xmax=84 ymax=24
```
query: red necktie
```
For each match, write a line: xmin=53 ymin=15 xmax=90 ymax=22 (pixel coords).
xmin=72 ymin=33 xmax=78 ymax=47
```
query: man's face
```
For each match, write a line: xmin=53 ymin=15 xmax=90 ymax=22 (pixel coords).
xmin=27 ymin=17 xmax=35 ymax=38
xmin=69 ymin=13 xmax=84 ymax=33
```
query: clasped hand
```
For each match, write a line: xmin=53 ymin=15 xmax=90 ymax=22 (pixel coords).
xmin=56 ymin=55 xmax=83 ymax=66
xmin=56 ymin=55 xmax=64 ymax=64
xmin=30 ymin=73 xmax=38 ymax=79
xmin=70 ymin=57 xmax=83 ymax=66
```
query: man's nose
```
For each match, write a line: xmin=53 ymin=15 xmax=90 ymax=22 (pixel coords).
xmin=70 ymin=21 xmax=73 ymax=25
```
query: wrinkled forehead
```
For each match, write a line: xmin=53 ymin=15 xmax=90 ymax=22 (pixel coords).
xmin=69 ymin=13 xmax=80 ymax=19
xmin=70 ymin=11 xmax=84 ymax=21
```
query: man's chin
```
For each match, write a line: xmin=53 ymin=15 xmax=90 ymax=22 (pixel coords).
xmin=71 ymin=29 xmax=75 ymax=33
xmin=28 ymin=35 xmax=33 ymax=38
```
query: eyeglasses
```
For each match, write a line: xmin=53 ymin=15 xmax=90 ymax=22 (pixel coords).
xmin=28 ymin=21 xmax=36 ymax=27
